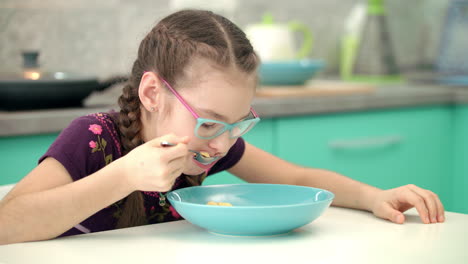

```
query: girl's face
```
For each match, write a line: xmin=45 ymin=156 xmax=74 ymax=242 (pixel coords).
xmin=152 ymin=60 xmax=257 ymax=175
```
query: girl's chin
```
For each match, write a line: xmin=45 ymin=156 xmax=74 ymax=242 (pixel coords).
xmin=183 ymin=163 xmax=205 ymax=175
xmin=183 ymin=157 xmax=220 ymax=175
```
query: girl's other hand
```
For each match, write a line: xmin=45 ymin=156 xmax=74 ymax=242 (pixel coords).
xmin=371 ymin=184 xmax=445 ymax=224
xmin=118 ymin=133 xmax=189 ymax=192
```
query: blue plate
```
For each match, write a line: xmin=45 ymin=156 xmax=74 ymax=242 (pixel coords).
xmin=167 ymin=183 xmax=334 ymax=236
xmin=259 ymin=59 xmax=325 ymax=86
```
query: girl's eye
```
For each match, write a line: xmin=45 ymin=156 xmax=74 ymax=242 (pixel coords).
xmin=202 ymin=122 xmax=217 ymax=129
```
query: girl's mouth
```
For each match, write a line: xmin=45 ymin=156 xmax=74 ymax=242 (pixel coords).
xmin=190 ymin=150 xmax=220 ymax=164
xmin=192 ymin=157 xmax=218 ymax=170
xmin=190 ymin=151 xmax=222 ymax=170
xmin=159 ymin=141 xmax=222 ymax=170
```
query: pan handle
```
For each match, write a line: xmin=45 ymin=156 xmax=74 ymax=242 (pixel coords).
xmin=95 ymin=75 xmax=129 ymax=91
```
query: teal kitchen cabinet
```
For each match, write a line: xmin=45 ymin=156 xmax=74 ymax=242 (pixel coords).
xmin=452 ymin=105 xmax=468 ymax=213
xmin=276 ymin=106 xmax=454 ymax=210
xmin=203 ymin=118 xmax=275 ymax=185
xmin=0 ymin=133 xmax=58 ymax=185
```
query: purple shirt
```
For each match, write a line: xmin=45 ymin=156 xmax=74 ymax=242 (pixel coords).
xmin=39 ymin=112 xmax=245 ymax=237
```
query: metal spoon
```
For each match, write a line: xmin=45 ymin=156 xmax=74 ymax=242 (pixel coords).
xmin=160 ymin=141 xmax=221 ymax=165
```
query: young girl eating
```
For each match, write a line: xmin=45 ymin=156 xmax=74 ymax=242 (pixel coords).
xmin=0 ymin=9 xmax=444 ymax=245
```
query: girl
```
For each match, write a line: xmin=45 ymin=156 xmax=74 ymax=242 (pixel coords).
xmin=0 ymin=9 xmax=444 ymax=245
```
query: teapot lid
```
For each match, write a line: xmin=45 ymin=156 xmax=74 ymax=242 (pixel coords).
xmin=247 ymin=12 xmax=281 ymax=27
xmin=261 ymin=13 xmax=274 ymax=25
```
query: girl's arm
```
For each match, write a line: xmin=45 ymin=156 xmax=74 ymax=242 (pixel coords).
xmin=0 ymin=157 xmax=132 ymax=245
xmin=229 ymin=142 xmax=444 ymax=224
xmin=0 ymin=134 xmax=189 ymax=245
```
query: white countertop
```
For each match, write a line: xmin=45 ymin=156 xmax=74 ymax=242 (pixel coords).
xmin=0 ymin=207 xmax=467 ymax=264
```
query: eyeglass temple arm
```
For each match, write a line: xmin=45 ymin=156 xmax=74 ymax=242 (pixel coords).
xmin=159 ymin=77 xmax=200 ymax=118
xmin=156 ymin=73 xmax=259 ymax=119
xmin=250 ymin=107 xmax=259 ymax=118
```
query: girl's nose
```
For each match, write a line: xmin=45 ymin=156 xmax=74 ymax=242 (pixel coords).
xmin=207 ymin=130 xmax=234 ymax=154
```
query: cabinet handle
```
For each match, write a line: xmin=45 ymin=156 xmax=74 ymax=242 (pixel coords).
xmin=329 ymin=135 xmax=404 ymax=150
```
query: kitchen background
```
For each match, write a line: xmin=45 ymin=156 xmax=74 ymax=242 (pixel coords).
xmin=1 ymin=0 xmax=467 ymax=215
xmin=0 ymin=0 xmax=449 ymax=79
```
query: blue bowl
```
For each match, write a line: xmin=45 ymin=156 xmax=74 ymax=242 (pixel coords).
xmin=167 ymin=183 xmax=334 ymax=236
xmin=259 ymin=59 xmax=325 ymax=86
xmin=436 ymin=75 xmax=468 ymax=86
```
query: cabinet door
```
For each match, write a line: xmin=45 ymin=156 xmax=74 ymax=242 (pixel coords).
xmin=0 ymin=133 xmax=58 ymax=185
xmin=203 ymin=118 xmax=274 ymax=185
xmin=276 ymin=106 xmax=452 ymax=208
xmin=452 ymin=105 xmax=468 ymax=213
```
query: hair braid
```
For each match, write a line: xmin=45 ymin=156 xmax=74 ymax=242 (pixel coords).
xmin=114 ymin=60 xmax=147 ymax=228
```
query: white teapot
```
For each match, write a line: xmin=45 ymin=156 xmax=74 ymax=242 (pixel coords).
xmin=245 ymin=13 xmax=313 ymax=61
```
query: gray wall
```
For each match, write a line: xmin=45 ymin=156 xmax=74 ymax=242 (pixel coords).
xmin=0 ymin=0 xmax=449 ymax=79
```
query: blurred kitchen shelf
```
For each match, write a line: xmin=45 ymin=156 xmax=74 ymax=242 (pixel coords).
xmin=256 ymin=80 xmax=376 ymax=97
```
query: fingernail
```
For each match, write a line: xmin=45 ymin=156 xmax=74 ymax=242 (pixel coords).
xmin=396 ymin=214 xmax=404 ymax=224
xmin=425 ymin=217 xmax=430 ymax=224
xmin=438 ymin=215 xmax=445 ymax=222
xmin=431 ymin=217 xmax=437 ymax=223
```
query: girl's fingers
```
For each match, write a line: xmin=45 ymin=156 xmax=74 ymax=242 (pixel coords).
xmin=169 ymin=164 xmax=185 ymax=179
xmin=150 ymin=134 xmax=189 ymax=147
xmin=154 ymin=135 xmax=190 ymax=163
xmin=161 ymin=143 xmax=189 ymax=163
xmin=166 ymin=155 xmax=187 ymax=174
xmin=435 ymin=195 xmax=445 ymax=222
xmin=398 ymin=187 xmax=431 ymax=224
xmin=374 ymin=201 xmax=406 ymax=224
xmin=407 ymin=185 xmax=445 ymax=223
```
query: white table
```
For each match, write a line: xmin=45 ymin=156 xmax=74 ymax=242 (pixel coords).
xmin=0 ymin=207 xmax=467 ymax=264
xmin=0 ymin=185 xmax=13 ymax=200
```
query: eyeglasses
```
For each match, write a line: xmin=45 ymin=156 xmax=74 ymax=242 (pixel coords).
xmin=159 ymin=77 xmax=260 ymax=140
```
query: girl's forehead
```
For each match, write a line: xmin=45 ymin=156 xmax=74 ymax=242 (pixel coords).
xmin=180 ymin=58 xmax=256 ymax=88
xmin=175 ymin=66 xmax=256 ymax=122
xmin=179 ymin=60 xmax=256 ymax=98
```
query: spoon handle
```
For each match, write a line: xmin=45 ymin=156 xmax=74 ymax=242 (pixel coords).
xmin=160 ymin=141 xmax=197 ymax=154
xmin=160 ymin=141 xmax=176 ymax=147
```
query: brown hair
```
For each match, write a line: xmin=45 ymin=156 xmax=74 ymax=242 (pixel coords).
xmin=114 ymin=9 xmax=259 ymax=228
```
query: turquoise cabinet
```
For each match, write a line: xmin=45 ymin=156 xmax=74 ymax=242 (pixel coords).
xmin=276 ymin=106 xmax=454 ymax=210
xmin=452 ymin=105 xmax=468 ymax=213
xmin=203 ymin=118 xmax=275 ymax=185
xmin=1 ymin=105 xmax=465 ymax=214
xmin=0 ymin=133 xmax=58 ymax=185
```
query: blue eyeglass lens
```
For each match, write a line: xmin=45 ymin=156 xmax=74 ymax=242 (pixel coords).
xmin=196 ymin=119 xmax=257 ymax=139
xmin=231 ymin=120 xmax=256 ymax=137
xmin=197 ymin=122 xmax=225 ymax=138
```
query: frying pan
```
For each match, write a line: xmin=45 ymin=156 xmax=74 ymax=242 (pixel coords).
xmin=0 ymin=73 xmax=127 ymax=111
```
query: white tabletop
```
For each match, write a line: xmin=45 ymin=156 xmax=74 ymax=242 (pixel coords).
xmin=0 ymin=207 xmax=467 ymax=264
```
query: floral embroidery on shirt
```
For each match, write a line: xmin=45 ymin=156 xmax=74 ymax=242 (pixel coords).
xmin=91 ymin=113 xmax=122 ymax=156
xmin=89 ymin=141 xmax=97 ymax=148
xmin=88 ymin=124 xmax=113 ymax=165
xmin=89 ymin=124 xmax=103 ymax=135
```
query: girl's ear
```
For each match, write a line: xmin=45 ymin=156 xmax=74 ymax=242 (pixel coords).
xmin=138 ymin=72 xmax=163 ymax=112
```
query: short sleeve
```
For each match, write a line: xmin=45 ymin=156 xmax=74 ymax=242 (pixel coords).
xmin=39 ymin=113 xmax=122 ymax=182
xmin=207 ymin=137 xmax=245 ymax=175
